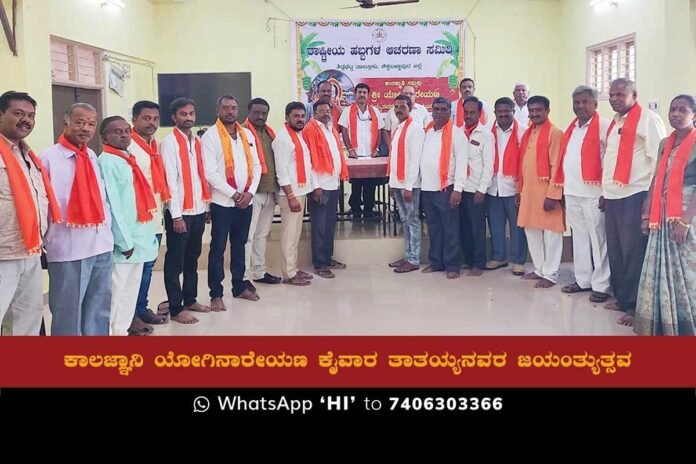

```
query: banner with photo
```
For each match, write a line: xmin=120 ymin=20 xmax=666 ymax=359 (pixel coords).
xmin=291 ymin=19 xmax=465 ymax=113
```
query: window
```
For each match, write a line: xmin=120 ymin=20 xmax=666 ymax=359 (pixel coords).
xmin=50 ymin=38 xmax=103 ymax=87
xmin=586 ymin=34 xmax=636 ymax=99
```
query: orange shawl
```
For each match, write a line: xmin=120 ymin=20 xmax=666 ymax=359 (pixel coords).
xmin=58 ymin=134 xmax=105 ymax=227
xmin=649 ymin=128 xmax=696 ymax=229
xmin=554 ymin=113 xmax=602 ymax=186
xmin=302 ymin=119 xmax=348 ymax=181
xmin=349 ymin=103 xmax=379 ymax=153
xmin=243 ymin=118 xmax=274 ymax=175
xmin=0 ymin=138 xmax=62 ymax=254
xmin=519 ymin=119 xmax=552 ymax=182
xmin=102 ymin=144 xmax=158 ymax=223
xmin=285 ymin=123 xmax=307 ymax=187
xmin=492 ymin=119 xmax=520 ymax=178
xmin=173 ymin=129 xmax=211 ymax=213
xmin=425 ymin=120 xmax=454 ymax=190
xmin=216 ymin=119 xmax=254 ymax=192
xmin=395 ymin=117 xmax=414 ymax=183
xmin=131 ymin=131 xmax=171 ymax=203
xmin=607 ymin=103 xmax=642 ymax=186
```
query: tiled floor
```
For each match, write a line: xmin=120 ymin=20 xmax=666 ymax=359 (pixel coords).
xmin=138 ymin=263 xmax=634 ymax=336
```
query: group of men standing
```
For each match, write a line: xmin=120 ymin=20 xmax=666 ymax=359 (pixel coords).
xmin=0 ymin=73 xmax=666 ymax=335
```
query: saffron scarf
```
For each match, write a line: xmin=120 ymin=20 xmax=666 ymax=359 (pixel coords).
xmin=302 ymin=119 xmax=348 ymax=181
xmin=425 ymin=119 xmax=454 ymax=190
xmin=172 ymin=128 xmax=211 ymax=212
xmin=131 ymin=131 xmax=171 ymax=202
xmin=607 ymin=103 xmax=642 ymax=186
xmin=243 ymin=118 xmax=274 ymax=175
xmin=0 ymin=138 xmax=62 ymax=254
xmin=102 ymin=144 xmax=158 ymax=223
xmin=491 ymin=119 xmax=520 ymax=178
xmin=58 ymin=134 xmax=105 ymax=227
xmin=285 ymin=123 xmax=307 ymax=187
xmin=349 ymin=103 xmax=379 ymax=153
xmin=554 ymin=113 xmax=602 ymax=186
xmin=649 ymin=128 xmax=696 ymax=229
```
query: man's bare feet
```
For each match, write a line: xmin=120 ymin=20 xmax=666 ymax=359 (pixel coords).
xmin=521 ymin=272 xmax=542 ymax=280
xmin=171 ymin=310 xmax=199 ymax=324
xmin=235 ymin=288 xmax=261 ymax=301
xmin=604 ymin=302 xmax=622 ymax=311
xmin=534 ymin=278 xmax=555 ymax=288
xmin=421 ymin=265 xmax=442 ymax=274
xmin=617 ymin=314 xmax=634 ymax=326
xmin=446 ymin=271 xmax=460 ymax=279
xmin=210 ymin=297 xmax=227 ymax=312
xmin=184 ymin=302 xmax=210 ymax=313
xmin=467 ymin=267 xmax=484 ymax=277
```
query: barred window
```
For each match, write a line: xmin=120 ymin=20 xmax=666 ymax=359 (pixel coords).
xmin=587 ymin=34 xmax=636 ymax=99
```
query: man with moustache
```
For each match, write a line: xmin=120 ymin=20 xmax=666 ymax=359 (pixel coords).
xmin=486 ymin=97 xmax=528 ymax=275
xmin=517 ymin=96 xmax=565 ymax=289
xmin=41 ymin=103 xmax=114 ymax=335
xmin=383 ymin=84 xmax=433 ymax=137
xmin=98 ymin=116 xmax=159 ymax=336
xmin=203 ymin=95 xmax=261 ymax=310
xmin=242 ymin=98 xmax=282 ymax=285
xmin=555 ymin=86 xmax=611 ymax=303
xmin=339 ymin=83 xmax=384 ymax=220
xmin=306 ymin=80 xmax=342 ymax=125
xmin=273 ymin=102 xmax=315 ymax=286
xmin=452 ymin=78 xmax=491 ymax=129
xmin=161 ymin=98 xmax=211 ymax=324
xmin=602 ymin=78 xmax=666 ymax=325
xmin=388 ymin=95 xmax=425 ymax=273
xmin=128 ymin=100 xmax=170 ymax=335
xmin=460 ymin=96 xmax=495 ymax=277
xmin=0 ymin=91 xmax=60 ymax=335
xmin=419 ymin=97 xmax=467 ymax=279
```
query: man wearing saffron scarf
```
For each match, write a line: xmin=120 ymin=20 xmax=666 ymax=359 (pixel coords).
xmin=0 ymin=91 xmax=55 ymax=335
xmin=339 ymin=83 xmax=384 ymax=220
xmin=388 ymin=95 xmax=425 ymax=273
xmin=161 ymin=98 xmax=211 ymax=324
xmin=273 ymin=102 xmax=316 ymax=286
xmin=557 ymin=86 xmax=611 ymax=303
xmin=451 ymin=78 xmax=491 ymax=130
xmin=41 ymin=103 xmax=113 ymax=335
xmin=603 ymin=78 xmax=666 ymax=321
xmin=305 ymin=80 xmax=343 ymax=124
xmin=517 ymin=96 xmax=565 ymax=288
xmin=203 ymin=95 xmax=262 ymax=310
xmin=242 ymin=98 xmax=282 ymax=286
xmin=383 ymin=84 xmax=433 ymax=136
xmin=304 ymin=99 xmax=348 ymax=279
xmin=98 ymin=116 xmax=159 ymax=336
xmin=460 ymin=96 xmax=495 ymax=277
xmin=486 ymin=97 xmax=528 ymax=276
xmin=128 ymin=100 xmax=169 ymax=335
xmin=420 ymin=97 xmax=468 ymax=279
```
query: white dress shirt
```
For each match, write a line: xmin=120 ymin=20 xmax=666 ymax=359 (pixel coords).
xmin=161 ymin=128 xmax=208 ymax=218
xmin=488 ymin=122 xmax=527 ymax=197
xmin=463 ymin=124 xmax=495 ymax=194
xmin=388 ymin=119 xmax=425 ymax=190
xmin=420 ymin=125 xmax=469 ymax=192
xmin=313 ymin=121 xmax=343 ymax=191
xmin=202 ymin=125 xmax=262 ymax=208
xmin=338 ymin=104 xmax=384 ymax=157
xmin=602 ymin=106 xmax=667 ymax=199
xmin=514 ymin=103 xmax=529 ymax=126
xmin=272 ymin=127 xmax=316 ymax=197
xmin=384 ymin=102 xmax=432 ymax=132
xmin=563 ymin=116 xmax=610 ymax=198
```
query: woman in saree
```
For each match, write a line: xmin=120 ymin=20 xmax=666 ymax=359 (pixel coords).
xmin=633 ymin=94 xmax=696 ymax=335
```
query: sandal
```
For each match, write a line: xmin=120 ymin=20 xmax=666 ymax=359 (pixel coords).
xmin=127 ymin=319 xmax=154 ymax=336
xmin=315 ymin=268 xmax=335 ymax=279
xmin=157 ymin=301 xmax=170 ymax=316
xmin=589 ymin=291 xmax=610 ymax=303
xmin=283 ymin=275 xmax=311 ymax=286
xmin=561 ymin=282 xmax=591 ymax=294
xmin=140 ymin=308 xmax=168 ymax=324
xmin=394 ymin=262 xmax=419 ymax=273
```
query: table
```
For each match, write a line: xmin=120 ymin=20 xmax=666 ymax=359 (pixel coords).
xmin=345 ymin=157 xmax=393 ymax=236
